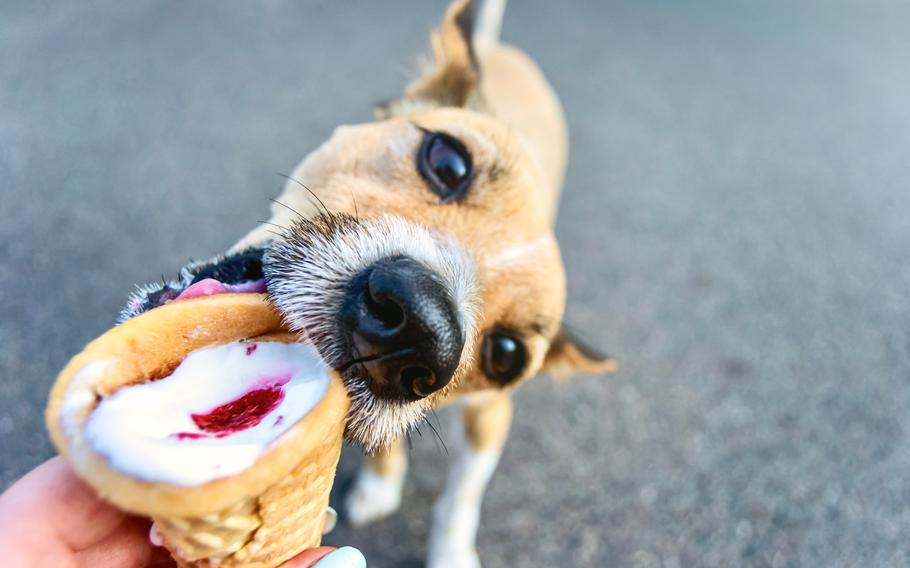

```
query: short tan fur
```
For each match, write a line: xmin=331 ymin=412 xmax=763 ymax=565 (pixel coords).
xmin=235 ymin=2 xmax=615 ymax=564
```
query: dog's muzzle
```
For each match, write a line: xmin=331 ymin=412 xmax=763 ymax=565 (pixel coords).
xmin=262 ymin=212 xmax=478 ymax=449
xmin=340 ymin=256 xmax=463 ymax=402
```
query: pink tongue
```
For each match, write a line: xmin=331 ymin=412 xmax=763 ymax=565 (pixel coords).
xmin=174 ymin=278 xmax=267 ymax=302
xmin=175 ymin=278 xmax=229 ymax=301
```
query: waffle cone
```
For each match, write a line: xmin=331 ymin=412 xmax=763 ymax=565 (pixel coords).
xmin=153 ymin=387 xmax=345 ymax=567
xmin=46 ymin=294 xmax=350 ymax=568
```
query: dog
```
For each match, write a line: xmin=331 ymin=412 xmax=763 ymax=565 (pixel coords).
xmin=122 ymin=1 xmax=616 ymax=566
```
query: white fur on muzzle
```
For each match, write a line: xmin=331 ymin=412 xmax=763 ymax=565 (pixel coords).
xmin=264 ymin=212 xmax=478 ymax=451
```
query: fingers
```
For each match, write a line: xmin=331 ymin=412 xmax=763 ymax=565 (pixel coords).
xmin=310 ymin=547 xmax=367 ymax=568
xmin=0 ymin=458 xmax=360 ymax=568
xmin=281 ymin=546 xmax=335 ymax=567
xmin=0 ymin=456 xmax=173 ymax=568
xmin=282 ymin=547 xmax=366 ymax=568
xmin=279 ymin=508 xmax=362 ymax=568
xmin=73 ymin=515 xmax=160 ymax=568
xmin=146 ymin=546 xmax=178 ymax=568
xmin=323 ymin=506 xmax=338 ymax=535
xmin=0 ymin=457 xmax=133 ymax=551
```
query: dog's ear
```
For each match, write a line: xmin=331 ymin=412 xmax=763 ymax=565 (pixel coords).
xmin=541 ymin=327 xmax=618 ymax=380
xmin=376 ymin=0 xmax=481 ymax=118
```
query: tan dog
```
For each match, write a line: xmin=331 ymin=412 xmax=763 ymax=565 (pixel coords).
xmin=123 ymin=1 xmax=615 ymax=565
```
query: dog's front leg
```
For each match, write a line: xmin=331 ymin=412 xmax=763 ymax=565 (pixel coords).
xmin=345 ymin=438 xmax=408 ymax=526
xmin=428 ymin=393 xmax=513 ymax=568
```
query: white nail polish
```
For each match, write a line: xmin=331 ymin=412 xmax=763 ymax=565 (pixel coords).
xmin=323 ymin=506 xmax=338 ymax=535
xmin=313 ymin=546 xmax=367 ymax=568
xmin=149 ymin=523 xmax=163 ymax=546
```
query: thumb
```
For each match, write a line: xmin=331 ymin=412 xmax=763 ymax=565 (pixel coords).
xmin=281 ymin=546 xmax=366 ymax=568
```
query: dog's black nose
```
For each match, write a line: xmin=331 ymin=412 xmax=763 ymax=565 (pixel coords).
xmin=340 ymin=256 xmax=464 ymax=401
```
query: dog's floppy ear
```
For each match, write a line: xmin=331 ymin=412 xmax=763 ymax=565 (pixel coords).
xmin=541 ymin=327 xmax=618 ymax=380
xmin=376 ymin=0 xmax=481 ymax=118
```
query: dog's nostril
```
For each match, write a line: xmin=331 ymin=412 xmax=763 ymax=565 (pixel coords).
xmin=364 ymin=289 xmax=406 ymax=330
xmin=340 ymin=256 xmax=464 ymax=401
xmin=400 ymin=366 xmax=437 ymax=398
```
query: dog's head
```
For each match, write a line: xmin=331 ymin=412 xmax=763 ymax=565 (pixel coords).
xmin=256 ymin=107 xmax=613 ymax=450
xmin=123 ymin=0 xmax=615 ymax=451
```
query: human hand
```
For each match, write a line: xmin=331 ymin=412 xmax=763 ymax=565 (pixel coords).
xmin=0 ymin=457 xmax=365 ymax=567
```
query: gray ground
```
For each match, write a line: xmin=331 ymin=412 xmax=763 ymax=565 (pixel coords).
xmin=2 ymin=0 xmax=909 ymax=566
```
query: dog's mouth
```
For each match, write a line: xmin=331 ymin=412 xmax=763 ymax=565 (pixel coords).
xmin=120 ymin=213 xmax=478 ymax=451
xmin=119 ymin=247 xmax=269 ymax=322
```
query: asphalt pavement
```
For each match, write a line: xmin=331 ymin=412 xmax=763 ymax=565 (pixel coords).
xmin=2 ymin=1 xmax=909 ymax=566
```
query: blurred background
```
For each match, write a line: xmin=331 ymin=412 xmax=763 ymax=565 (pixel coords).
xmin=2 ymin=0 xmax=909 ymax=566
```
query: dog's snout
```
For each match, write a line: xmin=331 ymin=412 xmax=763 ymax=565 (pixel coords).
xmin=341 ymin=256 xmax=463 ymax=401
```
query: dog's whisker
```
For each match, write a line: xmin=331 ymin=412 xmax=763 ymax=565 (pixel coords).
xmin=425 ymin=415 xmax=448 ymax=456
xmin=268 ymin=194 xmax=307 ymax=221
xmin=276 ymin=174 xmax=331 ymax=217
xmin=257 ymin=220 xmax=289 ymax=233
xmin=425 ymin=417 xmax=442 ymax=454
xmin=430 ymin=407 xmax=444 ymax=434
xmin=350 ymin=192 xmax=360 ymax=223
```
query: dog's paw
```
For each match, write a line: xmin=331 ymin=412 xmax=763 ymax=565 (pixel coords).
xmin=344 ymin=467 xmax=404 ymax=527
xmin=426 ymin=544 xmax=482 ymax=568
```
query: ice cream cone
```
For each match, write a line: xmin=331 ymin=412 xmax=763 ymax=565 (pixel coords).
xmin=46 ymin=294 xmax=349 ymax=568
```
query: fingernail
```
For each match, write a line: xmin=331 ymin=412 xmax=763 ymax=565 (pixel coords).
xmin=313 ymin=546 xmax=366 ymax=568
xmin=149 ymin=523 xmax=163 ymax=546
xmin=323 ymin=506 xmax=338 ymax=535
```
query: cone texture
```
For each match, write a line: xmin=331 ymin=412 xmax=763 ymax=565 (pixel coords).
xmin=155 ymin=411 xmax=345 ymax=567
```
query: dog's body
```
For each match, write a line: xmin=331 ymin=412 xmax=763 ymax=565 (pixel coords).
xmin=337 ymin=4 xmax=574 ymax=566
xmin=125 ymin=1 xmax=614 ymax=565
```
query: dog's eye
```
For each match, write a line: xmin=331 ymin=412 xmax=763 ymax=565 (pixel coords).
xmin=417 ymin=132 xmax=473 ymax=202
xmin=482 ymin=331 xmax=527 ymax=384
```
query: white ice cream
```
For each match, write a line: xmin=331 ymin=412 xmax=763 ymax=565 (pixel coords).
xmin=83 ymin=340 xmax=329 ymax=486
